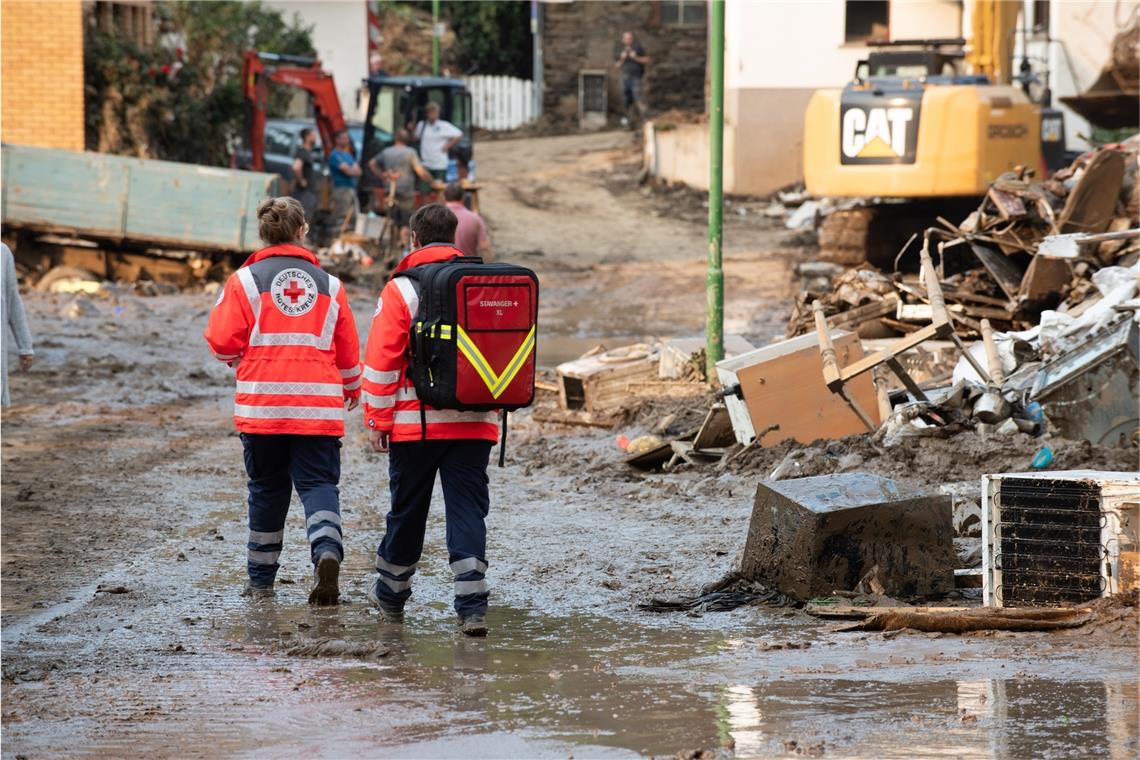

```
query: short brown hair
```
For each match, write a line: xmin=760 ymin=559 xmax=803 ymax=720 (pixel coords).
xmin=257 ymin=196 xmax=306 ymax=245
xmin=410 ymin=202 xmax=457 ymax=246
xmin=443 ymin=183 xmax=464 ymax=202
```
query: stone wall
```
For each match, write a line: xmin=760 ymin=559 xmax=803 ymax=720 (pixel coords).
xmin=542 ymin=1 xmax=706 ymax=121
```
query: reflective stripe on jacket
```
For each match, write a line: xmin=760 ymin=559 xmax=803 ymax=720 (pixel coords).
xmin=204 ymin=244 xmax=361 ymax=436
xmin=362 ymin=244 xmax=499 ymax=443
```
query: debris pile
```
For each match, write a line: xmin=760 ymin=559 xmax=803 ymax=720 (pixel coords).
xmin=789 ymin=140 xmax=1140 ymax=339
xmin=778 ymin=141 xmax=1140 ymax=449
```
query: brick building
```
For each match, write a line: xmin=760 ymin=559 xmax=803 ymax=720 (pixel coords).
xmin=1 ymin=0 xmax=87 ymax=151
xmin=540 ymin=0 xmax=707 ymax=121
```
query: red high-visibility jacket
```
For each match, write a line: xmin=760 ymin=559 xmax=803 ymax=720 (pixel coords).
xmin=362 ymin=245 xmax=499 ymax=442
xmin=204 ymin=244 xmax=361 ymax=437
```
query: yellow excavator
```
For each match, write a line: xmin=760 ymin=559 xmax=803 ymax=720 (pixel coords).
xmin=803 ymin=1 xmax=1067 ymax=266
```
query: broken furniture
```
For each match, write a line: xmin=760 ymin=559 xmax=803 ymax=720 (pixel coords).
xmin=812 ymin=235 xmax=992 ymax=430
xmin=740 ymin=473 xmax=954 ymax=601
xmin=555 ymin=344 xmax=660 ymax=412
xmin=982 ymin=471 xmax=1140 ymax=608
xmin=715 ymin=330 xmax=879 ymax=447
xmin=625 ymin=403 xmax=738 ymax=472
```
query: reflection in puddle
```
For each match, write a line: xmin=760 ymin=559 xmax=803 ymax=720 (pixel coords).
xmin=717 ymin=678 xmax=1138 ymax=759
xmin=221 ymin=603 xmax=1138 ymax=758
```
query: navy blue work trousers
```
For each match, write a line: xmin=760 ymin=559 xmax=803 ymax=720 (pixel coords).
xmin=241 ymin=433 xmax=343 ymax=587
xmin=373 ymin=439 xmax=493 ymax=617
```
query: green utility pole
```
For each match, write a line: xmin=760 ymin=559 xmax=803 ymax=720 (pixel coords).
xmin=432 ymin=0 xmax=441 ymax=76
xmin=705 ymin=0 xmax=725 ymax=381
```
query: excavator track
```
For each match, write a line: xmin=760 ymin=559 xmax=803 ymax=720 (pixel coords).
xmin=818 ymin=200 xmax=979 ymax=270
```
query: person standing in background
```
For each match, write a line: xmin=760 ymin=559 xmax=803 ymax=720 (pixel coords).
xmin=614 ymin=31 xmax=650 ymax=128
xmin=1 ymin=243 xmax=35 ymax=408
xmin=369 ymin=129 xmax=435 ymax=251
xmin=328 ymin=131 xmax=362 ymax=232
xmin=291 ymin=128 xmax=319 ymax=235
xmin=413 ymin=103 xmax=463 ymax=186
xmin=443 ymin=183 xmax=492 ymax=261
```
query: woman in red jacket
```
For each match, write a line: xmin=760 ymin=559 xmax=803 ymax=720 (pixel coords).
xmin=205 ymin=197 xmax=361 ymax=605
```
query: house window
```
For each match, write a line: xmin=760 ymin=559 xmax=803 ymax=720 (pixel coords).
xmin=662 ymin=0 xmax=706 ymax=27
xmin=845 ymin=0 xmax=889 ymax=43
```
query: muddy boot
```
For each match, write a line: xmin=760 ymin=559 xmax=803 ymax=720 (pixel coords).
xmin=459 ymin=614 xmax=487 ymax=637
xmin=308 ymin=552 xmax=340 ymax=606
xmin=367 ymin=578 xmax=405 ymax=623
xmin=242 ymin=582 xmax=275 ymax=598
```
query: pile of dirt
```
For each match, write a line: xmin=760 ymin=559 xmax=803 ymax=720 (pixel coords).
xmin=1071 ymin=589 xmax=1139 ymax=639
xmin=725 ymin=430 xmax=1136 ymax=491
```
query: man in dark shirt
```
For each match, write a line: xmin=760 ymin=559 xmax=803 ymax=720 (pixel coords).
xmin=291 ymin=128 xmax=319 ymax=235
xmin=614 ymin=31 xmax=650 ymax=126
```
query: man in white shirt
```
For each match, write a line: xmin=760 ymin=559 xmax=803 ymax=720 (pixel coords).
xmin=413 ymin=103 xmax=463 ymax=185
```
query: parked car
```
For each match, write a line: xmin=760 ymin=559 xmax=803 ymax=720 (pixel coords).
xmin=233 ymin=119 xmax=365 ymax=187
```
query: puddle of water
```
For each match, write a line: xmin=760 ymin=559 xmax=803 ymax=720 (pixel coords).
xmin=216 ymin=602 xmax=1139 ymax=758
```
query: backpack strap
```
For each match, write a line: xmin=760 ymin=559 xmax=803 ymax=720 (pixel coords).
xmin=498 ymin=412 xmax=507 ymax=468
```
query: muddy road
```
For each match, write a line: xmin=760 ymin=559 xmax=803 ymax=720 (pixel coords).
xmin=3 ymin=133 xmax=1138 ymax=758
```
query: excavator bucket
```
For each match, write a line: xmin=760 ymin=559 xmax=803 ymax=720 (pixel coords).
xmin=1060 ymin=23 xmax=1140 ymax=130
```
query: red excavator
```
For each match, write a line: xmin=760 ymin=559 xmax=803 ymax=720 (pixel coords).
xmin=241 ymin=50 xmax=352 ymax=173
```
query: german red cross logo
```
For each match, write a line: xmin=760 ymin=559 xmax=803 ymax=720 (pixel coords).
xmin=270 ymin=269 xmax=319 ymax=316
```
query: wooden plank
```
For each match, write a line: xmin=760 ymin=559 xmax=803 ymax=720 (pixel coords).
xmin=692 ymin=404 xmax=735 ymax=450
xmin=1019 ymin=255 xmax=1072 ymax=302
xmin=531 ymin=405 xmax=621 ymax=428
xmin=736 ymin=331 xmax=879 ymax=445
xmin=828 ymin=294 xmax=899 ymax=330
xmin=806 ymin=604 xmax=975 ymax=620
xmin=970 ymin=242 xmax=1025 ymax=302
xmin=987 ymin=187 xmax=1027 ymax=219
xmin=837 ymin=323 xmax=943 ymax=382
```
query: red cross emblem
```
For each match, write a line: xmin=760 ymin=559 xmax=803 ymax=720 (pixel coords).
xmin=283 ymin=280 xmax=306 ymax=303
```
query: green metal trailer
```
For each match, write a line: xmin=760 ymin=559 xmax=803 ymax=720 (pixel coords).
xmin=1 ymin=144 xmax=279 ymax=286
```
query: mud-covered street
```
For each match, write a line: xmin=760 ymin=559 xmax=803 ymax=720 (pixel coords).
xmin=3 ymin=134 xmax=1138 ymax=758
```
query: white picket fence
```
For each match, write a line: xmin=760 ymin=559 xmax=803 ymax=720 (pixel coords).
xmin=466 ymin=75 xmax=535 ymax=131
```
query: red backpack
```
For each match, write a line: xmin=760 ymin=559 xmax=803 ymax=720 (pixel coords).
xmin=396 ymin=256 xmax=539 ymax=464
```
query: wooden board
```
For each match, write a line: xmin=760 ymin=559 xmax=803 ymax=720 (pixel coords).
xmin=735 ymin=331 xmax=879 ymax=445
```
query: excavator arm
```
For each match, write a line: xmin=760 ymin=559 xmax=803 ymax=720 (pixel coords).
xmin=241 ymin=50 xmax=351 ymax=172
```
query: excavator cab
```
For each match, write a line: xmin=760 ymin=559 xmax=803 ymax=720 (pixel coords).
xmin=359 ymin=76 xmax=473 ymax=204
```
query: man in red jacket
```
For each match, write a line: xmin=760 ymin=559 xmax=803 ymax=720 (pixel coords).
xmin=205 ymin=197 xmax=361 ymax=605
xmin=362 ymin=203 xmax=498 ymax=636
